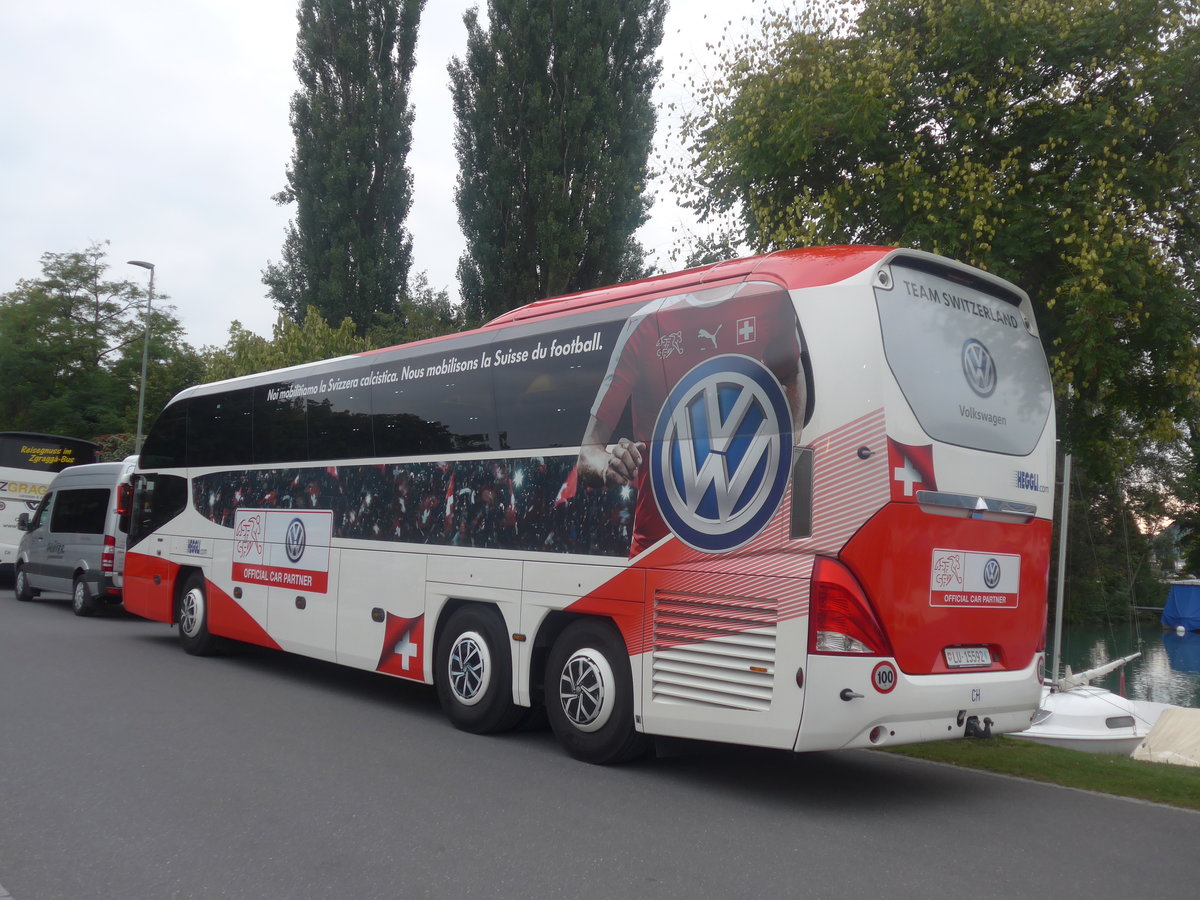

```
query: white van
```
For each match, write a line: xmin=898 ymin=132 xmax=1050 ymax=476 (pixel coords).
xmin=13 ymin=457 xmax=137 ymax=616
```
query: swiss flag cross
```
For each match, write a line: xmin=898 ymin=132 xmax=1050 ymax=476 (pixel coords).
xmin=887 ymin=438 xmax=937 ymax=501
xmin=736 ymin=317 xmax=757 ymax=344
xmin=376 ymin=613 xmax=425 ymax=679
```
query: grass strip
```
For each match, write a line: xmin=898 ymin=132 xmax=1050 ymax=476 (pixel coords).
xmin=883 ymin=736 xmax=1200 ymax=810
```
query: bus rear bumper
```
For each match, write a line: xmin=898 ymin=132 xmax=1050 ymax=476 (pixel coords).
xmin=794 ymin=654 xmax=1043 ymax=752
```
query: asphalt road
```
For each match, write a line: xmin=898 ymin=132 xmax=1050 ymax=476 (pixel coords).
xmin=1 ymin=584 xmax=1196 ymax=900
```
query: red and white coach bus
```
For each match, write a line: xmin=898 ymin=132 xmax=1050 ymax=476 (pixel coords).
xmin=124 ymin=247 xmax=1056 ymax=763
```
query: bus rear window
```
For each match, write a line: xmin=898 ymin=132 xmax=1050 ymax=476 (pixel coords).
xmin=874 ymin=259 xmax=1052 ymax=456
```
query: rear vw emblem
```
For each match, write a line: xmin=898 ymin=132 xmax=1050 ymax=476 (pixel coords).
xmin=983 ymin=558 xmax=1002 ymax=589
xmin=650 ymin=355 xmax=792 ymax=552
xmin=962 ymin=339 xmax=997 ymax=398
xmin=284 ymin=517 xmax=307 ymax=563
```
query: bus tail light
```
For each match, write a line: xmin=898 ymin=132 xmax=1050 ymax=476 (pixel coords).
xmin=101 ymin=534 xmax=117 ymax=573
xmin=809 ymin=557 xmax=893 ymax=656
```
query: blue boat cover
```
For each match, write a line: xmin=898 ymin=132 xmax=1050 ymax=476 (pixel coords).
xmin=1163 ymin=583 xmax=1200 ymax=632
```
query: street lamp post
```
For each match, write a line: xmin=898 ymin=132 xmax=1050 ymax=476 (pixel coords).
xmin=127 ymin=260 xmax=155 ymax=454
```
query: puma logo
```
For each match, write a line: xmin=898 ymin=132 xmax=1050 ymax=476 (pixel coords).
xmin=698 ymin=325 xmax=722 ymax=349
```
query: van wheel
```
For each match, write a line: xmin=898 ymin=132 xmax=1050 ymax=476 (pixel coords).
xmin=71 ymin=576 xmax=96 ymax=617
xmin=14 ymin=565 xmax=35 ymax=602
xmin=177 ymin=573 xmax=218 ymax=656
xmin=434 ymin=605 xmax=523 ymax=734
xmin=545 ymin=619 xmax=649 ymax=764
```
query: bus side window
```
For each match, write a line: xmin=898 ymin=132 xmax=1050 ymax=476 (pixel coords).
xmin=141 ymin=400 xmax=187 ymax=469
xmin=187 ymin=391 xmax=253 ymax=468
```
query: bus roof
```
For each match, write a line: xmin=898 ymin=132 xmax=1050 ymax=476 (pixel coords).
xmin=484 ymin=246 xmax=894 ymax=326
xmin=166 ymin=246 xmax=896 ymax=402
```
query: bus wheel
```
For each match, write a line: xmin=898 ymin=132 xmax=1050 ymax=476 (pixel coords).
xmin=14 ymin=564 xmax=35 ymax=602
xmin=435 ymin=605 xmax=522 ymax=735
xmin=71 ymin=576 xmax=96 ymax=617
xmin=177 ymin=573 xmax=218 ymax=656
xmin=545 ymin=619 xmax=650 ymax=764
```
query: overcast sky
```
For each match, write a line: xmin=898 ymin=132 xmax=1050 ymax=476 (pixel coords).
xmin=0 ymin=1 xmax=763 ymax=349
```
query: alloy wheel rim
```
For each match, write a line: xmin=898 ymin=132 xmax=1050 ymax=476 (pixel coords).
xmin=558 ymin=649 xmax=616 ymax=733
xmin=449 ymin=631 xmax=490 ymax=705
xmin=180 ymin=588 xmax=203 ymax=637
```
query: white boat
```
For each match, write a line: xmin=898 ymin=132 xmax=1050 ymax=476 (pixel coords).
xmin=1011 ymin=654 xmax=1176 ymax=755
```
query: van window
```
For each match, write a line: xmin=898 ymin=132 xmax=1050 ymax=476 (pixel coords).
xmin=50 ymin=488 xmax=109 ymax=534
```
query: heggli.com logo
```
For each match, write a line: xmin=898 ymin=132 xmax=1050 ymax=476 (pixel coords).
xmin=1014 ymin=470 xmax=1049 ymax=493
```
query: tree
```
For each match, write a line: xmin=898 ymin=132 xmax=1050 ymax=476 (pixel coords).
xmin=264 ymin=0 xmax=425 ymax=332
xmin=682 ymin=0 xmax=1200 ymax=618
xmin=682 ymin=0 xmax=1200 ymax=477
xmin=0 ymin=242 xmax=201 ymax=441
xmin=450 ymin=0 xmax=667 ymax=322
xmin=364 ymin=271 xmax=465 ymax=348
xmin=202 ymin=307 xmax=371 ymax=383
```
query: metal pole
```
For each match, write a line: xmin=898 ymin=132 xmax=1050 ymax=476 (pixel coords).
xmin=1050 ymin=451 xmax=1071 ymax=685
xmin=128 ymin=260 xmax=155 ymax=454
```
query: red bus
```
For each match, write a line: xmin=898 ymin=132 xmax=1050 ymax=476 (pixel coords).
xmin=124 ymin=248 xmax=1055 ymax=762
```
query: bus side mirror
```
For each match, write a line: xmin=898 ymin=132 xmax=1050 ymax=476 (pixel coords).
xmin=116 ymin=483 xmax=133 ymax=533
xmin=16 ymin=513 xmax=30 ymax=532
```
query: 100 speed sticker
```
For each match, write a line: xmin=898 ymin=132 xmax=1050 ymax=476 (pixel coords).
xmin=871 ymin=661 xmax=898 ymax=694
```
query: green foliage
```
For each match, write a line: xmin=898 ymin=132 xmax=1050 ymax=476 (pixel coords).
xmin=202 ymin=306 xmax=371 ymax=382
xmin=682 ymin=0 xmax=1200 ymax=619
xmin=0 ymin=243 xmax=201 ymax=443
xmin=264 ymin=0 xmax=425 ymax=332
xmin=683 ymin=0 xmax=1200 ymax=474
xmin=94 ymin=433 xmax=137 ymax=462
xmin=364 ymin=271 xmax=464 ymax=348
xmin=449 ymin=0 xmax=667 ymax=322
xmin=1060 ymin=479 xmax=1163 ymax=622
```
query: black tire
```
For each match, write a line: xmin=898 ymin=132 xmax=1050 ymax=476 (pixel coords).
xmin=434 ymin=605 xmax=523 ymax=734
xmin=71 ymin=575 xmax=96 ymax=617
xmin=14 ymin=564 xmax=35 ymax=602
xmin=544 ymin=618 xmax=650 ymax=764
xmin=177 ymin=573 xmax=219 ymax=656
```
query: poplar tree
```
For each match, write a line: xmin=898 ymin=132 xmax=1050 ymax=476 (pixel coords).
xmin=265 ymin=0 xmax=425 ymax=332
xmin=450 ymin=0 xmax=668 ymax=322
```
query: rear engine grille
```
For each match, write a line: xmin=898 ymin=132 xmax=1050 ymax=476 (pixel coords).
xmin=651 ymin=591 xmax=778 ymax=711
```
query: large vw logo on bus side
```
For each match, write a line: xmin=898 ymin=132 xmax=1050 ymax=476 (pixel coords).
xmin=962 ymin=339 xmax=997 ymax=398
xmin=284 ymin=517 xmax=307 ymax=563
xmin=650 ymin=355 xmax=793 ymax=552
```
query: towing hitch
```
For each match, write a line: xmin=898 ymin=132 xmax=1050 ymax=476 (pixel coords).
xmin=964 ymin=715 xmax=994 ymax=739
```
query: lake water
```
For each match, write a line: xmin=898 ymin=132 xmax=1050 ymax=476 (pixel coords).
xmin=1052 ymin=620 xmax=1200 ymax=709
